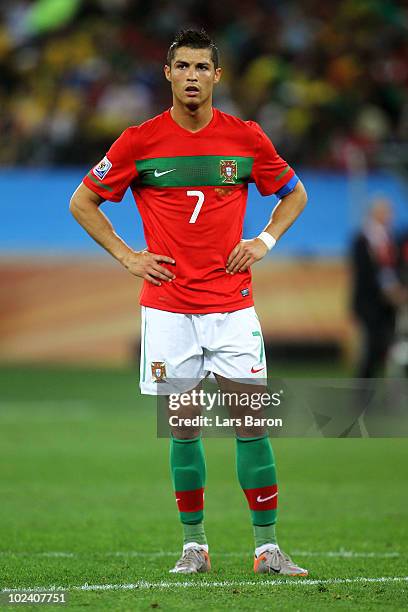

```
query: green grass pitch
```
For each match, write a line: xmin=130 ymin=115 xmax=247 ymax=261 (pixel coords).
xmin=0 ymin=364 xmax=407 ymax=610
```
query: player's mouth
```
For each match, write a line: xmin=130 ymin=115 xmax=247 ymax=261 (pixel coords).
xmin=185 ymin=85 xmax=200 ymax=97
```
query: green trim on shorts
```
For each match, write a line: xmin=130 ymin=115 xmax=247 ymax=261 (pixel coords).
xmin=142 ymin=310 xmax=147 ymax=383
xmin=252 ymin=330 xmax=264 ymax=363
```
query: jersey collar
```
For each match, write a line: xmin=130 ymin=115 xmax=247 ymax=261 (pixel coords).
xmin=166 ymin=107 xmax=218 ymax=136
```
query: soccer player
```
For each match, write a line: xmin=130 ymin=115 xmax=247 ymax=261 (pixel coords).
xmin=70 ymin=28 xmax=308 ymax=576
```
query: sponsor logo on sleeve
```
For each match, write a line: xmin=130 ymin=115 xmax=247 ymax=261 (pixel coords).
xmin=92 ymin=156 xmax=112 ymax=180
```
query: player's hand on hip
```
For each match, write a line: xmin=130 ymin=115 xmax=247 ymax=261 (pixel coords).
xmin=226 ymin=238 xmax=268 ymax=274
xmin=123 ymin=250 xmax=175 ymax=286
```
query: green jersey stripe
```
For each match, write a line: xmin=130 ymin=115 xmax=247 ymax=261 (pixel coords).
xmin=275 ymin=165 xmax=290 ymax=181
xmin=86 ymin=172 xmax=113 ymax=192
xmin=135 ymin=155 xmax=254 ymax=187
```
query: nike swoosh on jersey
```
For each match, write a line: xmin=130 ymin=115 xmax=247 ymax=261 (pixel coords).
xmin=256 ymin=492 xmax=278 ymax=503
xmin=154 ymin=168 xmax=177 ymax=177
xmin=251 ymin=365 xmax=265 ymax=373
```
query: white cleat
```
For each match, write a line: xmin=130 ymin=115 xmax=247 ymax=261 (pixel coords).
xmin=254 ymin=546 xmax=308 ymax=576
xmin=169 ymin=543 xmax=211 ymax=574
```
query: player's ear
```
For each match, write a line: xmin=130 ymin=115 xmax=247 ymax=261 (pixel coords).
xmin=164 ymin=64 xmax=172 ymax=82
xmin=214 ymin=67 xmax=222 ymax=84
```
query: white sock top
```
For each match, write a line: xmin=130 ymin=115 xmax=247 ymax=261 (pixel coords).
xmin=255 ymin=543 xmax=279 ymax=558
xmin=183 ymin=542 xmax=209 ymax=553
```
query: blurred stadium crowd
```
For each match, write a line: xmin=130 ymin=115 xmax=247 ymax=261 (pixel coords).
xmin=0 ymin=0 xmax=407 ymax=168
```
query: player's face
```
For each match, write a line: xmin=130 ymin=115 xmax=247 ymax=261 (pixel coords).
xmin=164 ymin=47 xmax=221 ymax=109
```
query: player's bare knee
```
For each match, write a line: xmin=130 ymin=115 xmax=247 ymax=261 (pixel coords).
xmin=171 ymin=427 xmax=201 ymax=440
xmin=167 ymin=402 xmax=202 ymax=440
xmin=235 ymin=424 xmax=268 ymax=439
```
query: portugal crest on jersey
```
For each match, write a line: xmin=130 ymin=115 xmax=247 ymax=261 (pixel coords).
xmin=151 ymin=361 xmax=167 ymax=382
xmin=220 ymin=160 xmax=237 ymax=184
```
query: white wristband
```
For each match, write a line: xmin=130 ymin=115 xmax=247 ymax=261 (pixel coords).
xmin=258 ymin=231 xmax=276 ymax=251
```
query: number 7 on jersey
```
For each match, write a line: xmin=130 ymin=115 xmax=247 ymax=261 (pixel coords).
xmin=187 ymin=190 xmax=205 ymax=224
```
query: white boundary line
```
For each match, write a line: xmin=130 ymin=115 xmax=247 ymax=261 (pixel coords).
xmin=0 ymin=550 xmax=402 ymax=559
xmin=2 ymin=577 xmax=408 ymax=593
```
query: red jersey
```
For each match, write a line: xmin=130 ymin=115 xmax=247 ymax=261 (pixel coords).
xmin=83 ymin=108 xmax=296 ymax=314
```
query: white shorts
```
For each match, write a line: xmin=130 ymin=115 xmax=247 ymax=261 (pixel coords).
xmin=140 ymin=306 xmax=267 ymax=395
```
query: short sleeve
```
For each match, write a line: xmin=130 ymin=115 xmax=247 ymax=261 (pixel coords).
xmin=82 ymin=128 xmax=137 ymax=202
xmin=250 ymin=122 xmax=298 ymax=197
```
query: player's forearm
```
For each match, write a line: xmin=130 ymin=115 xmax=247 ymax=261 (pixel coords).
xmin=264 ymin=180 xmax=307 ymax=241
xmin=69 ymin=192 xmax=133 ymax=265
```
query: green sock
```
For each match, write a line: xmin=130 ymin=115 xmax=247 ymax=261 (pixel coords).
xmin=170 ymin=436 xmax=207 ymax=544
xmin=253 ymin=523 xmax=277 ymax=547
xmin=182 ymin=522 xmax=207 ymax=546
xmin=236 ymin=436 xmax=278 ymax=548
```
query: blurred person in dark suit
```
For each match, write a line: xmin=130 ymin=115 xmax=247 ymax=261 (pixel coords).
xmin=388 ymin=229 xmax=408 ymax=376
xmin=351 ymin=197 xmax=408 ymax=377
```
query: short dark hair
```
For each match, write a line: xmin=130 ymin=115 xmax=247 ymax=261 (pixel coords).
xmin=167 ymin=28 xmax=219 ymax=69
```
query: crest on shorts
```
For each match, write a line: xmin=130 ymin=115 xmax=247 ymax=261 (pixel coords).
xmin=151 ymin=361 xmax=167 ymax=382
xmin=93 ymin=156 xmax=112 ymax=180
xmin=220 ymin=160 xmax=237 ymax=184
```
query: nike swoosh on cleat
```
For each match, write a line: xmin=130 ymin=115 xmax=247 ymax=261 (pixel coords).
xmin=251 ymin=366 xmax=265 ymax=373
xmin=154 ymin=169 xmax=176 ymax=177
xmin=256 ymin=492 xmax=278 ymax=503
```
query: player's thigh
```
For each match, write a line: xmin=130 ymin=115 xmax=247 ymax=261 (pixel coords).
xmin=204 ymin=307 xmax=267 ymax=380
xmin=215 ymin=373 xmax=268 ymax=438
xmin=140 ymin=306 xmax=204 ymax=394
xmin=167 ymin=382 xmax=203 ymax=440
